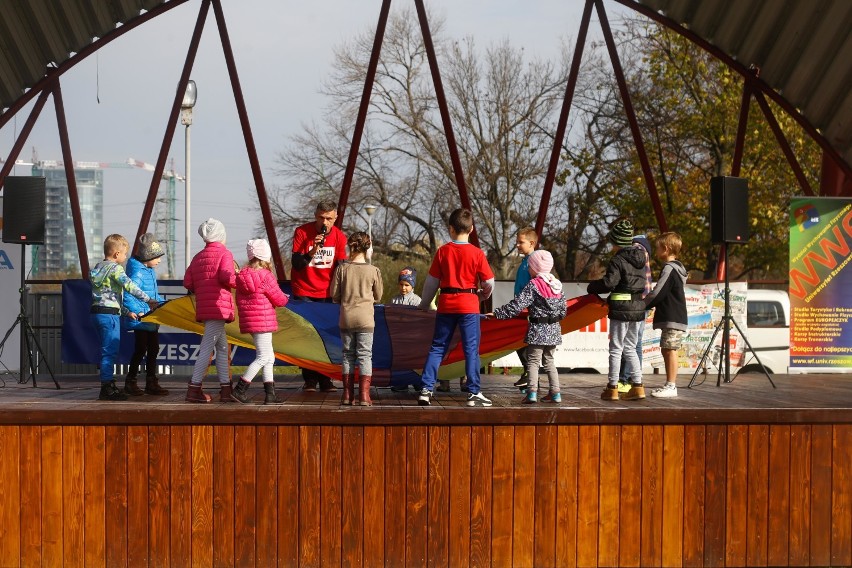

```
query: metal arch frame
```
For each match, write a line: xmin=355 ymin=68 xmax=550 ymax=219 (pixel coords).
xmin=612 ymin=0 xmax=852 ymax=181
xmin=0 ymin=0 xmax=286 ymax=278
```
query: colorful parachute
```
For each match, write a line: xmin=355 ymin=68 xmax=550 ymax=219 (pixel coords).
xmin=145 ymin=294 xmax=608 ymax=386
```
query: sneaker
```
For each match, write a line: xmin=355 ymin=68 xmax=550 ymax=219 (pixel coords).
xmin=523 ymin=391 xmax=537 ymax=404
xmin=617 ymin=381 xmax=632 ymax=393
xmin=651 ymin=383 xmax=678 ymax=398
xmin=418 ymin=388 xmax=433 ymax=406
xmin=620 ymin=385 xmax=646 ymax=400
xmin=99 ymin=381 xmax=128 ymax=401
xmin=513 ymin=372 xmax=530 ymax=389
xmin=601 ymin=385 xmax=619 ymax=401
xmin=466 ymin=392 xmax=493 ymax=407
xmin=541 ymin=391 xmax=561 ymax=403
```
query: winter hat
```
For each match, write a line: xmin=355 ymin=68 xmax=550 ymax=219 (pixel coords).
xmin=608 ymin=219 xmax=634 ymax=247
xmin=527 ymin=250 xmax=554 ymax=275
xmin=198 ymin=218 xmax=226 ymax=243
xmin=137 ymin=233 xmax=165 ymax=262
xmin=398 ymin=266 xmax=417 ymax=287
xmin=247 ymin=238 xmax=272 ymax=262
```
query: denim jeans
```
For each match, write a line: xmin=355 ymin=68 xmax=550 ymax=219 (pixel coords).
xmin=420 ymin=313 xmax=482 ymax=394
xmin=91 ymin=313 xmax=120 ymax=383
xmin=341 ymin=331 xmax=374 ymax=376
xmin=620 ymin=314 xmax=646 ymax=381
xmin=608 ymin=319 xmax=642 ymax=386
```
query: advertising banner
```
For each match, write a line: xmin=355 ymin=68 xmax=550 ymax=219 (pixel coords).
xmin=61 ymin=279 xmax=283 ymax=367
xmin=789 ymin=197 xmax=852 ymax=372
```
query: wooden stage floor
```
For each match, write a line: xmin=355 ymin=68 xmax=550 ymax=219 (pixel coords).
xmin=2 ymin=370 xmax=852 ymax=566
xmin=1 ymin=371 xmax=850 ymax=425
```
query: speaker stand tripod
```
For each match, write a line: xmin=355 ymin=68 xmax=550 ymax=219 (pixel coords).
xmin=0 ymin=245 xmax=60 ymax=389
xmin=688 ymin=243 xmax=775 ymax=389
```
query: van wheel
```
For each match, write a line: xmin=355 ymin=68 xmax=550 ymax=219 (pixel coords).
xmin=567 ymin=368 xmax=600 ymax=374
xmin=738 ymin=364 xmax=775 ymax=375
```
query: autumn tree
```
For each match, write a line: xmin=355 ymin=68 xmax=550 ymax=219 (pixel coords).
xmin=578 ymin=20 xmax=821 ymax=279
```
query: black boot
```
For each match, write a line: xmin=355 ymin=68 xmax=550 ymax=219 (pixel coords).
xmin=263 ymin=382 xmax=282 ymax=404
xmin=144 ymin=375 xmax=169 ymax=395
xmin=123 ymin=377 xmax=144 ymax=396
xmin=100 ymin=381 xmax=128 ymax=401
xmin=231 ymin=379 xmax=251 ymax=404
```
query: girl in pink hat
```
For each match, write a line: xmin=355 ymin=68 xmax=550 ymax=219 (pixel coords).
xmin=489 ymin=249 xmax=567 ymax=403
xmin=231 ymin=239 xmax=289 ymax=404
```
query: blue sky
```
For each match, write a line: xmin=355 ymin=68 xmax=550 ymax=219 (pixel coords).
xmin=2 ymin=0 xmax=627 ymax=273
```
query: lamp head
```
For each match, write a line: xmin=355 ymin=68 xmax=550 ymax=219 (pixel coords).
xmin=365 ymin=204 xmax=377 ymax=217
xmin=182 ymin=80 xmax=197 ymax=109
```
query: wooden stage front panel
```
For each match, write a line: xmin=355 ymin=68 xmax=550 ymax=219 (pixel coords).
xmin=0 ymin=373 xmax=850 ymax=567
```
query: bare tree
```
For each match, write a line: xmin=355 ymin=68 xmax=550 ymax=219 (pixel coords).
xmin=272 ymin=7 xmax=570 ymax=278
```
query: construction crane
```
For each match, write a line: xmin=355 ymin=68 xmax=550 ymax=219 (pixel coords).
xmin=12 ymin=156 xmax=184 ymax=277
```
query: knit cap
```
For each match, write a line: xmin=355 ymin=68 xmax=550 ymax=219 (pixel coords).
xmin=527 ymin=250 xmax=554 ymax=275
xmin=608 ymin=219 xmax=634 ymax=247
xmin=137 ymin=233 xmax=165 ymax=262
xmin=198 ymin=218 xmax=226 ymax=243
xmin=247 ymin=238 xmax=272 ymax=262
xmin=398 ymin=266 xmax=417 ymax=287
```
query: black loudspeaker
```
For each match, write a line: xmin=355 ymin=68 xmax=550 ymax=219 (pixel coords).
xmin=710 ymin=176 xmax=749 ymax=244
xmin=2 ymin=176 xmax=46 ymax=245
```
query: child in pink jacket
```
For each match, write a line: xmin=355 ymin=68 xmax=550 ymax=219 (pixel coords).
xmin=183 ymin=218 xmax=237 ymax=403
xmin=231 ymin=239 xmax=289 ymax=404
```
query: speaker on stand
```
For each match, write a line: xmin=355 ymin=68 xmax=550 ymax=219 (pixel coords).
xmin=689 ymin=176 xmax=773 ymax=389
xmin=0 ymin=176 xmax=59 ymax=388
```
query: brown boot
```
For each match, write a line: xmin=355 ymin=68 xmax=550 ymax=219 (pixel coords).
xmin=359 ymin=375 xmax=373 ymax=406
xmin=144 ymin=375 xmax=169 ymax=395
xmin=185 ymin=384 xmax=212 ymax=403
xmin=341 ymin=374 xmax=354 ymax=405
xmin=620 ymin=385 xmax=646 ymax=400
xmin=219 ymin=382 xmax=234 ymax=402
xmin=601 ymin=385 xmax=619 ymax=401
xmin=123 ymin=377 xmax=144 ymax=396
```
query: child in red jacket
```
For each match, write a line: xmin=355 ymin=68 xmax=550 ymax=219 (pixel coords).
xmin=183 ymin=218 xmax=237 ymax=403
xmin=231 ymin=239 xmax=289 ymax=404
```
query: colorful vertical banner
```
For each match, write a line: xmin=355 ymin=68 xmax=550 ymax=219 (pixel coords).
xmin=789 ymin=197 xmax=852 ymax=372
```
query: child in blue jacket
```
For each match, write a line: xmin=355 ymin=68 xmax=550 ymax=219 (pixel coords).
xmin=123 ymin=233 xmax=167 ymax=396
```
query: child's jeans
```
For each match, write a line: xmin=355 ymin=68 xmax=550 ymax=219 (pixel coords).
xmin=420 ymin=313 xmax=482 ymax=394
xmin=608 ymin=319 xmax=642 ymax=386
xmin=526 ymin=344 xmax=559 ymax=393
xmin=91 ymin=313 xmax=120 ymax=383
xmin=341 ymin=331 xmax=374 ymax=376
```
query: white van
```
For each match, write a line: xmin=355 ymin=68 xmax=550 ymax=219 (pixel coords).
xmin=740 ymin=288 xmax=790 ymax=374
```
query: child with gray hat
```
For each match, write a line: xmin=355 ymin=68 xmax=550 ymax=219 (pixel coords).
xmin=123 ymin=233 xmax=168 ymax=396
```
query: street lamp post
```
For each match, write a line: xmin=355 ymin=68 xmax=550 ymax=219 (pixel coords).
xmin=180 ymin=80 xmax=197 ymax=271
xmin=365 ymin=204 xmax=377 ymax=264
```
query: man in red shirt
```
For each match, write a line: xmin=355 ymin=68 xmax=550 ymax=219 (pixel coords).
xmin=291 ymin=200 xmax=348 ymax=391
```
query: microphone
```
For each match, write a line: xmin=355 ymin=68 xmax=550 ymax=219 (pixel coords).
xmin=319 ymin=225 xmax=328 ymax=246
